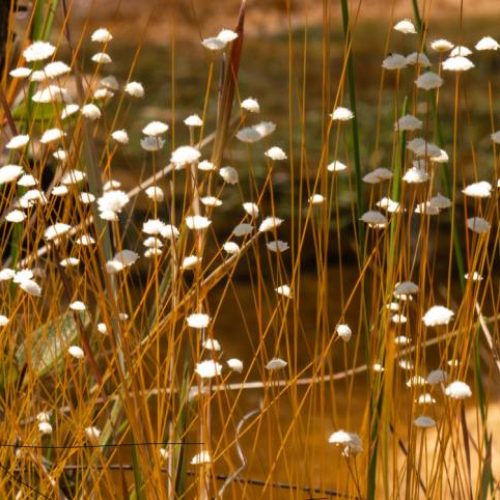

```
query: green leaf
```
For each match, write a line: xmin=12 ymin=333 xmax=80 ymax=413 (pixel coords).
xmin=16 ymin=311 xmax=88 ymax=381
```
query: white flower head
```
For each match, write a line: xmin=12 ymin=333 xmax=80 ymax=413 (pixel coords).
xmin=327 ymin=160 xmax=348 ymax=172
xmin=328 ymin=430 xmax=363 ymax=456
xmin=145 ymin=186 xmax=164 ymax=201
xmin=69 ymin=301 xmax=86 ymax=311
xmin=266 ymin=240 xmax=289 ymax=252
xmin=91 ymin=28 xmax=113 ymax=43
xmin=258 ymin=216 xmax=283 ymax=232
xmin=195 ymin=360 xmax=222 ymax=379
xmin=6 ymin=210 xmax=26 ymax=223
xmin=142 ymin=121 xmax=169 ymax=137
xmin=23 ymin=41 xmax=56 ymax=62
xmin=227 ymin=358 xmax=243 ymax=373
xmin=44 ymin=223 xmax=72 ymax=241
xmin=111 ymin=129 xmax=129 ymax=144
xmin=6 ymin=134 xmax=29 ymax=150
xmin=10 ymin=67 xmax=32 ymax=79
xmin=430 ymin=39 xmax=454 ymax=53
xmin=406 ymin=52 xmax=431 ymax=67
xmin=241 ymin=97 xmax=260 ymax=113
xmin=422 ymin=305 xmax=454 ymax=326
xmin=171 ymin=146 xmax=201 ymax=167
xmin=415 ymin=71 xmax=443 ymax=90
xmin=395 ymin=114 xmax=422 ymax=131
xmin=462 ymin=181 xmax=491 ymax=198
xmin=190 ymin=450 xmax=212 ymax=465
xmin=330 ymin=106 xmax=354 ymax=121
xmin=450 ymin=45 xmax=472 ymax=57
xmin=184 ymin=114 xmax=203 ymax=127
xmin=97 ymin=190 xmax=129 ymax=219
xmin=68 ymin=345 xmax=84 ymax=359
xmin=202 ymin=338 xmax=221 ymax=351
xmin=442 ymin=56 xmax=474 ymax=72
xmin=61 ymin=103 xmax=80 ymax=119
xmin=393 ymin=19 xmax=416 ymax=34
xmin=141 ymin=137 xmax=165 ymax=151
xmin=445 ymin=381 xmax=472 ymax=399
xmin=475 ymin=36 xmax=499 ymax=51
xmin=223 ymin=241 xmax=240 ymax=255
xmin=382 ymin=53 xmax=407 ymax=70
xmin=233 ymin=223 xmax=254 ymax=237
xmin=275 ymin=284 xmax=292 ymax=298
xmin=266 ymin=358 xmax=287 ymax=370
xmin=91 ymin=52 xmax=112 ymax=64
xmin=32 ymin=85 xmax=68 ymax=103
xmin=43 ymin=61 xmax=71 ymax=78
xmin=81 ymin=104 xmax=101 ymax=120
xmin=185 ymin=215 xmax=211 ymax=230
xmin=265 ymin=146 xmax=287 ymax=161
xmin=414 ymin=416 xmax=436 ymax=428
xmin=219 ymin=166 xmax=239 ymax=184
xmin=242 ymin=202 xmax=259 ymax=217
xmin=467 ymin=217 xmax=490 ymax=234
xmin=309 ymin=194 xmax=325 ymax=205
xmin=124 ymin=81 xmax=145 ymax=97
xmin=360 ymin=210 xmax=388 ymax=228
xmin=336 ymin=324 xmax=352 ymax=342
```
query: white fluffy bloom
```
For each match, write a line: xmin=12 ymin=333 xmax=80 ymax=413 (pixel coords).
xmin=190 ymin=450 xmax=212 ymax=465
xmin=395 ymin=114 xmax=422 ymax=131
xmin=414 ymin=416 xmax=436 ymax=428
xmin=170 ymin=146 xmax=201 ymax=167
xmin=5 ymin=210 xmax=26 ymax=223
xmin=52 ymin=185 xmax=68 ymax=196
xmin=75 ymin=235 xmax=96 ymax=246
xmin=184 ymin=114 xmax=203 ymax=127
xmin=362 ymin=167 xmax=392 ymax=184
xmin=32 ymin=85 xmax=67 ymax=103
xmin=38 ymin=421 xmax=53 ymax=435
xmin=430 ymin=193 xmax=451 ymax=210
xmin=69 ymin=301 xmax=86 ymax=311
xmin=406 ymin=52 xmax=431 ymax=67
xmin=475 ymin=36 xmax=499 ymax=51
xmin=445 ymin=381 xmax=472 ymax=399
xmin=81 ymin=104 xmax=101 ymax=120
xmin=266 ymin=358 xmax=287 ymax=370
xmin=403 ymin=167 xmax=429 ymax=184
xmin=185 ymin=215 xmax=211 ymax=230
xmin=467 ymin=217 xmax=490 ymax=234
xmin=140 ymin=137 xmax=164 ymax=151
xmin=18 ymin=174 xmax=38 ymax=187
xmin=360 ymin=210 xmax=388 ymax=228
xmin=43 ymin=61 xmax=71 ymax=78
xmin=44 ymin=223 xmax=71 ymax=241
xmin=201 ymin=196 xmax=222 ymax=207
xmin=241 ymin=97 xmax=260 ymax=113
xmin=442 ymin=56 xmax=474 ymax=72
xmin=93 ymin=88 xmax=114 ymax=100
xmin=422 ymin=305 xmax=454 ymax=326
xmin=394 ymin=281 xmax=418 ymax=297
xmin=23 ymin=41 xmax=55 ymax=62
xmin=219 ymin=166 xmax=239 ymax=184
xmin=142 ymin=219 xmax=167 ymax=236
xmin=450 ymin=45 xmax=472 ymax=57
xmin=223 ymin=241 xmax=240 ymax=255
xmin=202 ymin=338 xmax=221 ymax=351
xmin=60 ymin=257 xmax=80 ymax=267
xmin=430 ymin=39 xmax=454 ymax=52
xmin=97 ymin=190 xmax=129 ymax=219
xmin=91 ymin=28 xmax=113 ymax=43
xmin=336 ymin=324 xmax=352 ymax=342
xmin=111 ymin=129 xmax=129 ymax=144
xmin=97 ymin=323 xmax=108 ymax=334
xmin=61 ymin=103 xmax=79 ymax=119
xmin=91 ymin=52 xmax=112 ymax=64
xmin=85 ymin=426 xmax=101 ymax=440
xmin=9 ymin=67 xmax=32 ymax=79
xmin=106 ymin=250 xmax=139 ymax=273
xmin=462 ymin=181 xmax=491 ymax=198
xmin=266 ymin=240 xmax=289 ymax=252
xmin=142 ymin=121 xmax=169 ymax=137
xmin=415 ymin=201 xmax=440 ymax=215
xmin=376 ymin=197 xmax=401 ymax=213
xmin=415 ymin=71 xmax=443 ymax=90
xmin=198 ymin=160 xmax=216 ymax=171
xmin=6 ymin=134 xmax=29 ymax=150
xmin=309 ymin=194 xmax=325 ymax=205
xmin=181 ymin=255 xmax=201 ymax=270
xmin=20 ymin=279 xmax=41 ymax=296
xmin=382 ymin=53 xmax=407 ymax=70
xmin=259 ymin=216 xmax=283 ymax=232
xmin=327 ymin=160 xmax=348 ymax=172
xmin=145 ymin=186 xmax=164 ymax=201
xmin=40 ymin=128 xmax=66 ymax=144
xmin=195 ymin=360 xmax=222 ymax=379
xmin=393 ymin=19 xmax=416 ymax=34
xmin=161 ymin=224 xmax=180 ymax=240
xmin=275 ymin=284 xmax=292 ymax=298
xmin=330 ymin=106 xmax=354 ymax=121
xmin=124 ymin=81 xmax=144 ymax=97
xmin=61 ymin=170 xmax=86 ymax=185
xmin=68 ymin=345 xmax=84 ymax=359
xmin=233 ymin=223 xmax=254 ymax=237
xmin=328 ymin=430 xmax=363 ymax=456
xmin=0 ymin=315 xmax=9 ymax=327
xmin=265 ymin=146 xmax=287 ymax=161
xmin=242 ymin=202 xmax=259 ymax=217
xmin=227 ymin=358 xmax=243 ymax=373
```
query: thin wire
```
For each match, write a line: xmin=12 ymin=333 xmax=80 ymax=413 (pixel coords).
xmin=0 ymin=441 xmax=203 ymax=450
